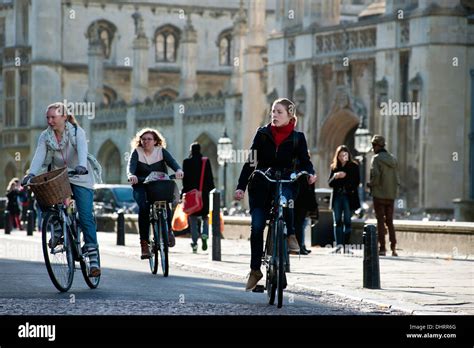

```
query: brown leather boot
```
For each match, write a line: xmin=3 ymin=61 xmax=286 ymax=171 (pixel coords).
xmin=140 ymin=240 xmax=151 ymax=259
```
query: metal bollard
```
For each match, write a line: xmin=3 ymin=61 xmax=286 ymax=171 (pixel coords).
xmin=117 ymin=210 xmax=125 ymax=246
xmin=210 ymin=189 xmax=221 ymax=261
xmin=4 ymin=210 xmax=11 ymax=235
xmin=363 ymin=224 xmax=381 ymax=289
xmin=26 ymin=210 xmax=34 ymax=236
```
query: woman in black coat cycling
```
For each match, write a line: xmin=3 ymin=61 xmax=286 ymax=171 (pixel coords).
xmin=234 ymin=98 xmax=317 ymax=291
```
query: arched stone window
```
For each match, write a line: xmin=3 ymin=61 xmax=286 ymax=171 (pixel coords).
xmin=87 ymin=20 xmax=117 ymax=60
xmin=154 ymin=88 xmax=178 ymax=102
xmin=97 ymin=140 xmax=121 ymax=184
xmin=102 ymin=86 xmax=118 ymax=106
xmin=155 ymin=25 xmax=180 ymax=63
xmin=217 ymin=29 xmax=232 ymax=66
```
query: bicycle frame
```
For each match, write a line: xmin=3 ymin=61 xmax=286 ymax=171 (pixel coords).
xmin=252 ymin=169 xmax=309 ymax=306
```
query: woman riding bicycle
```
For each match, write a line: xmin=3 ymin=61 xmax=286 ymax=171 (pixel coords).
xmin=234 ymin=98 xmax=317 ymax=291
xmin=127 ymin=128 xmax=184 ymax=260
xmin=21 ymin=102 xmax=102 ymax=277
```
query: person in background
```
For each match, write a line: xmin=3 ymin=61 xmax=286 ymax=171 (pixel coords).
xmin=182 ymin=142 xmax=215 ymax=253
xmin=6 ymin=178 xmax=22 ymax=230
xmin=367 ymin=135 xmax=400 ymax=257
xmin=328 ymin=145 xmax=360 ymax=253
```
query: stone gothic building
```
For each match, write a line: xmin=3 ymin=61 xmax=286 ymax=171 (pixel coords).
xmin=0 ymin=0 xmax=473 ymax=218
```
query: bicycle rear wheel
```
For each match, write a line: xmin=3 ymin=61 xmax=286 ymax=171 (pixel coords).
xmin=158 ymin=212 xmax=169 ymax=277
xmin=150 ymin=221 xmax=159 ymax=274
xmin=276 ymin=219 xmax=286 ymax=308
xmin=80 ymin=245 xmax=101 ymax=289
xmin=42 ymin=210 xmax=74 ymax=292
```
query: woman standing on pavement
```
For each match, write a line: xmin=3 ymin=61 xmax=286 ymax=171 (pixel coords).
xmin=234 ymin=98 xmax=317 ymax=291
xmin=127 ymin=128 xmax=184 ymax=259
xmin=328 ymin=145 xmax=360 ymax=253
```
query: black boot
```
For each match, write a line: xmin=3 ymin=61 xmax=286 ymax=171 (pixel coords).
xmin=343 ymin=233 xmax=351 ymax=253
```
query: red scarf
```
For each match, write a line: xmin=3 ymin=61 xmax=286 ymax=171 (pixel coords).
xmin=271 ymin=120 xmax=295 ymax=148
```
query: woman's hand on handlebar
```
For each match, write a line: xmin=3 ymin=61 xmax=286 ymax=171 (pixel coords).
xmin=234 ymin=189 xmax=245 ymax=201
xmin=175 ymin=169 xmax=184 ymax=180
xmin=128 ymin=175 xmax=138 ymax=185
xmin=308 ymin=174 xmax=317 ymax=185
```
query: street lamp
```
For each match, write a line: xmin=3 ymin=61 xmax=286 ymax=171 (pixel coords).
xmin=355 ymin=126 xmax=372 ymax=203
xmin=217 ymin=129 xmax=233 ymax=208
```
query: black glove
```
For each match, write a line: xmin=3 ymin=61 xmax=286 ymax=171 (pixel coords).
xmin=74 ymin=166 xmax=88 ymax=175
xmin=21 ymin=174 xmax=35 ymax=186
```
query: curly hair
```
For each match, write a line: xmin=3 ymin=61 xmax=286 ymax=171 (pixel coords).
xmin=130 ymin=128 xmax=167 ymax=150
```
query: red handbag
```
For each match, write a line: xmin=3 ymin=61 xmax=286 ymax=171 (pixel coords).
xmin=183 ymin=157 xmax=207 ymax=214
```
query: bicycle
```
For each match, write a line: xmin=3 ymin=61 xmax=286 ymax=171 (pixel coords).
xmin=26 ymin=170 xmax=100 ymax=292
xmin=144 ymin=174 xmax=177 ymax=277
xmin=251 ymin=169 xmax=309 ymax=308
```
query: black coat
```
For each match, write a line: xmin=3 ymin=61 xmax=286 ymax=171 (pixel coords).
xmin=328 ymin=161 xmax=361 ymax=211
xmin=182 ymin=155 xmax=215 ymax=216
xmin=6 ymin=190 xmax=21 ymax=215
xmin=237 ymin=124 xmax=315 ymax=210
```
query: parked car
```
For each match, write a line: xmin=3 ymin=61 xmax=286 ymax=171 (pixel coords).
xmin=93 ymin=184 xmax=138 ymax=215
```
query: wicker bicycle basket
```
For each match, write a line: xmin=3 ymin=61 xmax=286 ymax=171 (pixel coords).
xmin=145 ymin=180 xmax=176 ymax=203
xmin=28 ymin=167 xmax=73 ymax=208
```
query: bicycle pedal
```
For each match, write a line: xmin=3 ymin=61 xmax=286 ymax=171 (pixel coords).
xmin=252 ymin=285 xmax=265 ymax=293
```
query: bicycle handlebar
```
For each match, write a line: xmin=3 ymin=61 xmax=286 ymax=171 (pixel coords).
xmin=252 ymin=170 xmax=310 ymax=183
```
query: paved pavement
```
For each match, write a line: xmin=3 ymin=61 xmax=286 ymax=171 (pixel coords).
xmin=1 ymin=228 xmax=472 ymax=315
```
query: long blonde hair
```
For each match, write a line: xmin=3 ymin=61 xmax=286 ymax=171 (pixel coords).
xmin=130 ymin=128 xmax=167 ymax=150
xmin=6 ymin=178 xmax=19 ymax=193
xmin=46 ymin=102 xmax=79 ymax=126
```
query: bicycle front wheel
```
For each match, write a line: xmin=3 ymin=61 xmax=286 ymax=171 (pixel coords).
xmin=150 ymin=221 xmax=159 ymax=274
xmin=265 ymin=224 xmax=276 ymax=305
xmin=158 ymin=213 xmax=169 ymax=277
xmin=276 ymin=219 xmax=286 ymax=308
xmin=41 ymin=211 xmax=74 ymax=292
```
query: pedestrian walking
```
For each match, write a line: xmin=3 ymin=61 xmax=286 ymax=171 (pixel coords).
xmin=6 ymin=178 xmax=22 ymax=230
xmin=182 ymin=142 xmax=215 ymax=253
xmin=328 ymin=145 xmax=360 ymax=253
xmin=367 ymin=135 xmax=400 ymax=257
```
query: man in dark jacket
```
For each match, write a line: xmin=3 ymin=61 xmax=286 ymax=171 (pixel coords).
xmin=368 ymin=135 xmax=400 ymax=256
xmin=182 ymin=142 xmax=215 ymax=253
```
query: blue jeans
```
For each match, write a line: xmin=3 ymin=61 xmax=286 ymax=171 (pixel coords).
xmin=189 ymin=215 xmax=209 ymax=245
xmin=71 ymin=184 xmax=98 ymax=250
xmin=332 ymin=192 xmax=352 ymax=246
xmin=249 ymin=183 xmax=297 ymax=271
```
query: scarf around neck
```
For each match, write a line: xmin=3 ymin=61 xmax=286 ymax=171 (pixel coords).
xmin=271 ymin=120 xmax=295 ymax=148
xmin=42 ymin=121 xmax=103 ymax=184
